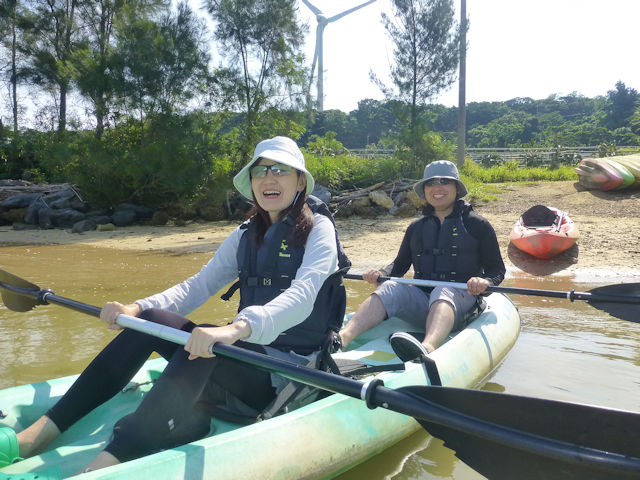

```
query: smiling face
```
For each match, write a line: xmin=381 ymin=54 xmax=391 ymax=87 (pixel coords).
xmin=251 ymin=159 xmax=306 ymax=223
xmin=423 ymin=178 xmax=458 ymax=213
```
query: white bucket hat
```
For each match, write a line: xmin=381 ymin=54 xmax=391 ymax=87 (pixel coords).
xmin=233 ymin=136 xmax=315 ymax=201
xmin=413 ymin=160 xmax=468 ymax=199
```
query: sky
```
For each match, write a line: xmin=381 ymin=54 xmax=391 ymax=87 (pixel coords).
xmin=293 ymin=0 xmax=640 ymax=112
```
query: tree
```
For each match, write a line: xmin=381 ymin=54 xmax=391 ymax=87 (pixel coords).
xmin=20 ymin=0 xmax=84 ymax=133
xmin=110 ymin=1 xmax=210 ymax=125
xmin=71 ymin=0 xmax=164 ymax=138
xmin=204 ymin=0 xmax=307 ymax=158
xmin=372 ymin=0 xmax=461 ymax=174
xmin=374 ymin=0 xmax=461 ymax=130
xmin=0 ymin=0 xmax=21 ymax=133
xmin=605 ymin=81 xmax=639 ymax=130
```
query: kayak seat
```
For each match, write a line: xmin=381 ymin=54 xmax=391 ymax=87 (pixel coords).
xmin=521 ymin=205 xmax=557 ymax=227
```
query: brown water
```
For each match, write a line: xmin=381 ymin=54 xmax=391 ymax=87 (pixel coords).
xmin=1 ymin=244 xmax=639 ymax=479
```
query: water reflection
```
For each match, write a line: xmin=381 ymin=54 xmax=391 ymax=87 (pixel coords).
xmin=1 ymin=243 xmax=639 ymax=480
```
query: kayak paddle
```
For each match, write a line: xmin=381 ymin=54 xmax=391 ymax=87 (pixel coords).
xmin=344 ymin=273 xmax=640 ymax=322
xmin=1 ymin=268 xmax=640 ymax=480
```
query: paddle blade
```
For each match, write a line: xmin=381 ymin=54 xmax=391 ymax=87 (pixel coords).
xmin=401 ymin=386 xmax=640 ymax=480
xmin=0 ymin=269 xmax=41 ymax=312
xmin=587 ymin=283 xmax=640 ymax=322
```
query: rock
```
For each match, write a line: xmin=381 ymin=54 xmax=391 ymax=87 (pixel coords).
xmin=0 ymin=207 xmax=27 ymax=223
xmin=24 ymin=196 xmax=46 ymax=224
xmin=407 ymin=189 xmax=426 ymax=209
xmin=1 ymin=193 xmax=41 ymax=209
xmin=12 ymin=222 xmax=40 ymax=230
xmin=112 ymin=208 xmax=137 ymax=226
xmin=196 ymin=203 xmax=225 ymax=221
xmin=351 ymin=197 xmax=371 ymax=209
xmin=390 ymin=203 xmax=417 ymax=217
xmin=72 ymin=219 xmax=98 ymax=233
xmin=369 ymin=190 xmax=394 ymax=209
xmin=151 ymin=211 xmax=170 ymax=226
xmin=311 ymin=184 xmax=331 ymax=205
xmin=47 ymin=208 xmax=86 ymax=228
xmin=114 ymin=203 xmax=154 ymax=222
xmin=97 ymin=223 xmax=115 ymax=231
xmin=47 ymin=190 xmax=88 ymax=212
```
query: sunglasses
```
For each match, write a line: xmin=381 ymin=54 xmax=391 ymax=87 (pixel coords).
xmin=424 ymin=177 xmax=454 ymax=187
xmin=250 ymin=163 xmax=294 ymax=178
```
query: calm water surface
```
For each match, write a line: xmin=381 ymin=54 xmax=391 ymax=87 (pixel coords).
xmin=1 ymin=244 xmax=639 ymax=479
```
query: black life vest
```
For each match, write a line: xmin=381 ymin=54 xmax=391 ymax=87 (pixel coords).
xmin=223 ymin=195 xmax=350 ymax=355
xmin=410 ymin=200 xmax=483 ymax=283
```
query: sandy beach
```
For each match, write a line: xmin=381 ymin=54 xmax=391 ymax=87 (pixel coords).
xmin=2 ymin=181 xmax=639 ymax=281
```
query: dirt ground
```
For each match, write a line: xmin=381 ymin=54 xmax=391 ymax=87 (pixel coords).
xmin=2 ymin=181 xmax=639 ymax=280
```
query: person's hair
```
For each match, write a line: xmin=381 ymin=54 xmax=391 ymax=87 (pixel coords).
xmin=247 ymin=171 xmax=314 ymax=248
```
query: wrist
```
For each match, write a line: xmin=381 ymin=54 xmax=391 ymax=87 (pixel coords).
xmin=233 ymin=315 xmax=252 ymax=339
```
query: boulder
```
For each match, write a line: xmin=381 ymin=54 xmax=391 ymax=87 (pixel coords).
xmin=1 ymin=193 xmax=41 ymax=209
xmin=112 ymin=208 xmax=137 ymax=227
xmin=311 ymin=184 xmax=331 ymax=206
xmin=150 ymin=211 xmax=170 ymax=226
xmin=0 ymin=207 xmax=27 ymax=224
xmin=72 ymin=218 xmax=98 ymax=233
xmin=390 ymin=203 xmax=417 ymax=217
xmin=369 ymin=190 xmax=394 ymax=209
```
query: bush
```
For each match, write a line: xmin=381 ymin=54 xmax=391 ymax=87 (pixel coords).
xmin=68 ymin=113 xmax=230 ymax=208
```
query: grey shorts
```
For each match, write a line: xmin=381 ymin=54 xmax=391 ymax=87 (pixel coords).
xmin=374 ymin=280 xmax=479 ymax=331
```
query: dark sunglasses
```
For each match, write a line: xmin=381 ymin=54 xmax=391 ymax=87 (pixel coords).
xmin=250 ymin=163 xmax=294 ymax=178
xmin=424 ymin=177 xmax=454 ymax=187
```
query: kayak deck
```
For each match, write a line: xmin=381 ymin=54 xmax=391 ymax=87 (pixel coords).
xmin=0 ymin=293 xmax=520 ymax=479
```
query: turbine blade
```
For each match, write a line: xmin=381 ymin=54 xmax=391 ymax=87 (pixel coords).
xmin=301 ymin=0 xmax=322 ymax=16
xmin=327 ymin=0 xmax=377 ymax=22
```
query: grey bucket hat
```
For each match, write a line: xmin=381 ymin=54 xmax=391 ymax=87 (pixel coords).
xmin=233 ymin=136 xmax=315 ymax=201
xmin=413 ymin=160 xmax=468 ymax=199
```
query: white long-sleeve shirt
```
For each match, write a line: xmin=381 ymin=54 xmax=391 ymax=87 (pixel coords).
xmin=136 ymin=214 xmax=339 ymax=345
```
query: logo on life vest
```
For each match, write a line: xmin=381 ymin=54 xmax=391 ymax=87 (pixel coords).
xmin=279 ymin=240 xmax=291 ymax=258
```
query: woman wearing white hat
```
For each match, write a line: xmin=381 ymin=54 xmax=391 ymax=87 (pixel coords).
xmin=339 ymin=160 xmax=505 ymax=375
xmin=3 ymin=136 xmax=349 ymax=473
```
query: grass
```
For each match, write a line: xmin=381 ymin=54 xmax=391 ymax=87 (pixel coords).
xmin=307 ymin=153 xmax=578 ymax=204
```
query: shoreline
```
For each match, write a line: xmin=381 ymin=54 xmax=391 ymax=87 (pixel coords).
xmin=2 ymin=214 xmax=639 ymax=284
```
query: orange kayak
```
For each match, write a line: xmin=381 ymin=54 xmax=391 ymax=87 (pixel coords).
xmin=509 ymin=205 xmax=578 ymax=259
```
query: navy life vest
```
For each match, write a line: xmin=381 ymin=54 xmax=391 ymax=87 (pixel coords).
xmin=410 ymin=200 xmax=483 ymax=283
xmin=222 ymin=195 xmax=350 ymax=355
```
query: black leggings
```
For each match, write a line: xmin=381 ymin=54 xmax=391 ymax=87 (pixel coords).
xmin=47 ymin=308 xmax=276 ymax=462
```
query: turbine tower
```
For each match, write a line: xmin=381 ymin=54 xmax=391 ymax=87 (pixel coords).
xmin=302 ymin=0 xmax=377 ymax=111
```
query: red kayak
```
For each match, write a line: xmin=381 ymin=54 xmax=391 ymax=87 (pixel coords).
xmin=509 ymin=205 xmax=579 ymax=259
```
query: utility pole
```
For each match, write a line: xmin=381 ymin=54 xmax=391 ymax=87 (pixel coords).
xmin=456 ymin=0 xmax=467 ymax=167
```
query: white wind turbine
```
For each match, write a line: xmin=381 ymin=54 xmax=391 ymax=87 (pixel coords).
xmin=302 ymin=0 xmax=377 ymax=111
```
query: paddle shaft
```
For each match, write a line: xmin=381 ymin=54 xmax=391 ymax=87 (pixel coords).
xmin=344 ymin=273 xmax=640 ymax=304
xmin=2 ymin=281 xmax=640 ymax=475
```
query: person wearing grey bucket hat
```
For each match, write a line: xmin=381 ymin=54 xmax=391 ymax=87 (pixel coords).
xmin=413 ymin=160 xmax=468 ymax=199
xmin=10 ymin=136 xmax=350 ymax=473
xmin=340 ymin=160 xmax=505 ymax=377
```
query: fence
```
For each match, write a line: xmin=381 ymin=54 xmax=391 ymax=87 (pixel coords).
xmin=349 ymin=146 xmax=640 ymax=167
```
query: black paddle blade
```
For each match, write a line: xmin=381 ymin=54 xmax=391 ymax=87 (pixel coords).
xmin=0 ymin=268 xmax=41 ymax=312
xmin=401 ymin=386 xmax=640 ymax=480
xmin=587 ymin=283 xmax=640 ymax=322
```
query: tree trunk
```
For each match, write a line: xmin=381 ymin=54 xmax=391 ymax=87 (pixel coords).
xmin=11 ymin=4 xmax=18 ymax=133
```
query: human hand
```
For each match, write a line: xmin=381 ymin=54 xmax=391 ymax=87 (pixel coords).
xmin=362 ymin=269 xmax=382 ymax=285
xmin=185 ymin=319 xmax=251 ymax=360
xmin=467 ymin=277 xmax=490 ymax=295
xmin=100 ymin=302 xmax=141 ymax=330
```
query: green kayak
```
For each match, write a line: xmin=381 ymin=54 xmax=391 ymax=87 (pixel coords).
xmin=0 ymin=293 xmax=520 ymax=479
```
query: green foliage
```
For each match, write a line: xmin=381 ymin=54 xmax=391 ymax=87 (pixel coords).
xmin=304 ymin=151 xmax=398 ymax=191
xmin=67 ymin=112 xmax=230 ymax=208
xmin=461 ymin=159 xmax=576 ymax=183
xmin=306 ymin=132 xmax=345 ymax=156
